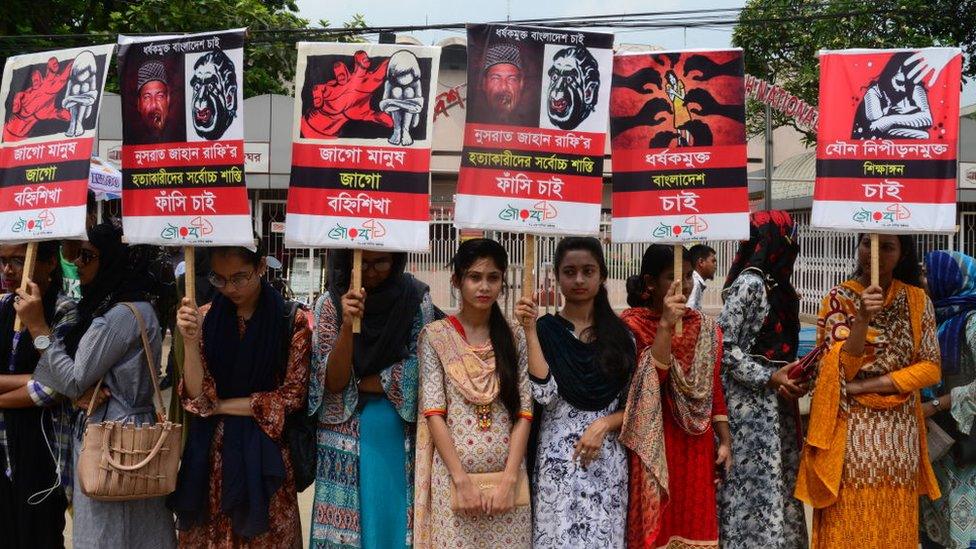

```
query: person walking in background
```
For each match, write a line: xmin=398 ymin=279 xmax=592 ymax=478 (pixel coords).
xmin=414 ymin=238 xmax=533 ymax=548
xmin=170 ymin=243 xmax=310 ymax=548
xmin=0 ymin=241 xmax=76 ymax=549
xmin=919 ymin=250 xmax=976 ymax=548
xmin=307 ymin=249 xmax=437 ymax=548
xmin=622 ymin=244 xmax=732 ymax=549
xmin=515 ymin=237 xmax=634 ymax=549
xmin=26 ymin=221 xmax=177 ymax=549
xmin=797 ymin=234 xmax=941 ymax=548
xmin=716 ymin=211 xmax=808 ymax=549
xmin=687 ymin=244 xmax=717 ymax=311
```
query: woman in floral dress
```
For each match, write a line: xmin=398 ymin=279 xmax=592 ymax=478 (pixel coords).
xmin=716 ymin=210 xmax=808 ymax=549
xmin=171 ymin=243 xmax=310 ymax=548
xmin=622 ymin=244 xmax=731 ymax=549
xmin=414 ymin=238 xmax=533 ymax=548
xmin=515 ymin=237 xmax=634 ymax=549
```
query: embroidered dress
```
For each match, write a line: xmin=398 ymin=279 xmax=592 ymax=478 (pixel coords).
xmin=622 ymin=308 xmax=727 ymax=549
xmin=307 ymin=291 xmax=435 ymax=548
xmin=413 ymin=318 xmax=533 ymax=549
xmin=796 ymin=280 xmax=941 ymax=549
xmin=530 ymin=314 xmax=629 ymax=549
xmin=177 ymin=302 xmax=311 ymax=548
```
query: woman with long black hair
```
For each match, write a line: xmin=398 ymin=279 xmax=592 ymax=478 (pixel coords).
xmin=514 ymin=236 xmax=634 ymax=549
xmin=413 ymin=238 xmax=532 ymax=548
xmin=171 ymin=241 xmax=311 ymax=548
xmin=25 ymin=221 xmax=177 ymax=549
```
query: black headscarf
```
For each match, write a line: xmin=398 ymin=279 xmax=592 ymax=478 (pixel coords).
xmin=535 ymin=314 xmax=628 ymax=411
xmin=63 ymin=221 xmax=175 ymax=358
xmin=169 ymin=279 xmax=287 ymax=538
xmin=722 ymin=210 xmax=801 ymax=362
xmin=328 ymin=249 xmax=426 ymax=378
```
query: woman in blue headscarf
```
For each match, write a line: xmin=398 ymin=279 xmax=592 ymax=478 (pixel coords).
xmin=920 ymin=250 xmax=976 ymax=549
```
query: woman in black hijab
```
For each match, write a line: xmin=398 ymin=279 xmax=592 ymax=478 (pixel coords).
xmin=23 ymin=221 xmax=177 ymax=549
xmin=307 ymin=248 xmax=438 ymax=548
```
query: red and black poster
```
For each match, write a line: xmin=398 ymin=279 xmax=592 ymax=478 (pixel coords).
xmin=285 ymin=42 xmax=441 ymax=251
xmin=610 ymin=49 xmax=748 ymax=243
xmin=117 ymin=28 xmax=253 ymax=246
xmin=813 ymin=48 xmax=962 ymax=233
xmin=0 ymin=44 xmax=114 ymax=240
xmin=453 ymin=24 xmax=613 ymax=236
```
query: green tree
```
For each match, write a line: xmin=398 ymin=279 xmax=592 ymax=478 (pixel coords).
xmin=0 ymin=0 xmax=366 ymax=97
xmin=732 ymin=0 xmax=976 ymax=140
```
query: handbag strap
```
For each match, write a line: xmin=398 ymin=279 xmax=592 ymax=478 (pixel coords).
xmin=85 ymin=303 xmax=167 ymax=421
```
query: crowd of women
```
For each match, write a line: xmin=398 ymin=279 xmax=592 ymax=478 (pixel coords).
xmin=0 ymin=209 xmax=973 ymax=548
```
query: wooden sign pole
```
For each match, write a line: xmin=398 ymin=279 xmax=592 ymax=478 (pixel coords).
xmin=673 ymin=244 xmax=683 ymax=336
xmin=352 ymin=249 xmax=363 ymax=333
xmin=870 ymin=233 xmax=880 ymax=287
xmin=184 ymin=247 xmax=197 ymax=307
xmin=13 ymin=242 xmax=38 ymax=332
xmin=522 ymin=235 xmax=536 ymax=301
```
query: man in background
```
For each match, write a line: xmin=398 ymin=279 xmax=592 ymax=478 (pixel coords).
xmin=688 ymin=244 xmax=717 ymax=310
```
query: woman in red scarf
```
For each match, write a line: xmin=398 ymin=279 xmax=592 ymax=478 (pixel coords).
xmin=621 ymin=244 xmax=732 ymax=549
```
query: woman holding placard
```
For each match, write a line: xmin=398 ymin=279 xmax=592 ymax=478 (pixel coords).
xmin=413 ymin=238 xmax=532 ymax=548
xmin=170 ymin=242 xmax=311 ymax=548
xmin=307 ymin=249 xmax=437 ymax=549
xmin=797 ymin=233 xmax=941 ymax=547
xmin=513 ymin=237 xmax=634 ymax=549
xmin=24 ymin=221 xmax=177 ymax=549
xmin=621 ymin=244 xmax=732 ymax=549
xmin=716 ymin=211 xmax=807 ymax=549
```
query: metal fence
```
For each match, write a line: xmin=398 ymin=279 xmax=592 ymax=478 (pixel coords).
xmin=255 ymin=197 xmax=976 ymax=319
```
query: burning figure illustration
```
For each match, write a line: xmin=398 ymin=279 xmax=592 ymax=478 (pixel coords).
xmin=302 ymin=50 xmax=392 ymax=139
xmin=546 ymin=46 xmax=600 ymax=130
xmin=379 ymin=50 xmax=424 ymax=146
xmin=3 ymin=57 xmax=73 ymax=141
xmin=190 ymin=50 xmax=238 ymax=140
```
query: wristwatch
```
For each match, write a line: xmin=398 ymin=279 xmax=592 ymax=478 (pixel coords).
xmin=33 ymin=334 xmax=51 ymax=352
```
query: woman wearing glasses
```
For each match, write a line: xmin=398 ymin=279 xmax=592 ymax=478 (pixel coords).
xmin=170 ymin=241 xmax=312 ymax=547
xmin=24 ymin=221 xmax=177 ymax=549
xmin=716 ymin=211 xmax=808 ymax=549
xmin=308 ymin=249 xmax=437 ymax=548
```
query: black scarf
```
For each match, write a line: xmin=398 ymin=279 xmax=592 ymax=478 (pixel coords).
xmin=168 ymin=280 xmax=287 ymax=539
xmin=64 ymin=222 xmax=172 ymax=358
xmin=536 ymin=314 xmax=627 ymax=411
xmin=328 ymin=250 xmax=426 ymax=378
xmin=0 ymin=288 xmax=59 ymax=493
xmin=722 ymin=210 xmax=801 ymax=362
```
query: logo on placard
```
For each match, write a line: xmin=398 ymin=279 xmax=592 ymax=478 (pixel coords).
xmin=11 ymin=209 xmax=56 ymax=234
xmin=652 ymin=215 xmax=708 ymax=239
xmin=327 ymin=219 xmax=388 ymax=242
xmin=498 ymin=201 xmax=558 ymax=223
xmin=852 ymin=204 xmax=912 ymax=224
xmin=160 ymin=217 xmax=214 ymax=240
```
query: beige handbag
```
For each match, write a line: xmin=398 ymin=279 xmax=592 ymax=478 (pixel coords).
xmin=77 ymin=302 xmax=182 ymax=501
xmin=450 ymin=470 xmax=531 ymax=509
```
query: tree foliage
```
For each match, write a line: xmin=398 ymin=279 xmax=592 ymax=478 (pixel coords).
xmin=0 ymin=0 xmax=366 ymax=97
xmin=732 ymin=0 xmax=976 ymax=140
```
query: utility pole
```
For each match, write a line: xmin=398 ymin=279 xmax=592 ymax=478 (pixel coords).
xmin=764 ymin=103 xmax=773 ymax=210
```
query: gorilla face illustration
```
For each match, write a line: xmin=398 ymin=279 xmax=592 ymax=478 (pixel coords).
xmin=547 ymin=46 xmax=600 ymax=130
xmin=190 ymin=50 xmax=237 ymax=140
